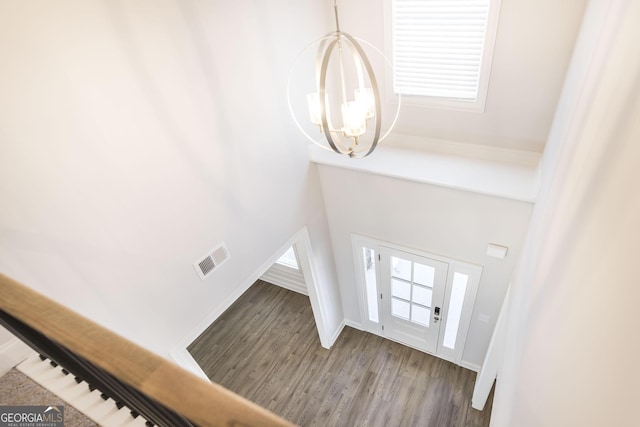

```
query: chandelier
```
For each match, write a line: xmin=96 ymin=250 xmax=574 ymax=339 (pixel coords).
xmin=287 ymin=0 xmax=400 ymax=158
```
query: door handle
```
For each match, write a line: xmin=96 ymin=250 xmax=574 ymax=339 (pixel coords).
xmin=434 ymin=306 xmax=441 ymax=323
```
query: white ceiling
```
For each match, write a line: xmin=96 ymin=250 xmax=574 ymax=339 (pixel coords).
xmin=335 ymin=0 xmax=589 ymax=153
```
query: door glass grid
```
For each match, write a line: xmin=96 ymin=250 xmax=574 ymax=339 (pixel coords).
xmin=391 ymin=256 xmax=411 ymax=281
xmin=390 ymin=256 xmax=434 ymax=327
xmin=414 ymin=263 xmax=435 ymax=286
xmin=391 ymin=279 xmax=411 ymax=300
xmin=412 ymin=285 xmax=432 ymax=307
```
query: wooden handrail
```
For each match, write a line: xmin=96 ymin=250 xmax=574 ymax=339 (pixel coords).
xmin=0 ymin=272 xmax=294 ymax=427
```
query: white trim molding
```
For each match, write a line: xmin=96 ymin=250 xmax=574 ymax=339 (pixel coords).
xmin=0 ymin=337 xmax=34 ymax=376
xmin=261 ymin=263 xmax=308 ymax=296
xmin=309 ymin=143 xmax=539 ymax=203
xmin=294 ymin=227 xmax=333 ymax=349
xmin=168 ymin=348 xmax=210 ymax=382
xmin=344 ymin=319 xmax=364 ymax=331
xmin=329 ymin=321 xmax=346 ymax=347
xmin=460 ymin=361 xmax=481 ymax=373
xmin=473 ymin=285 xmax=509 ymax=409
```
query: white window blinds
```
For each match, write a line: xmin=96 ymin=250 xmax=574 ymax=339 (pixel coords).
xmin=392 ymin=0 xmax=492 ymax=101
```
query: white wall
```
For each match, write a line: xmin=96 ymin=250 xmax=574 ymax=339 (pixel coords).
xmin=491 ymin=0 xmax=640 ymax=425
xmin=0 ymin=0 xmax=342 ymax=356
xmin=316 ymin=165 xmax=532 ymax=367
xmin=339 ymin=0 xmax=587 ymax=152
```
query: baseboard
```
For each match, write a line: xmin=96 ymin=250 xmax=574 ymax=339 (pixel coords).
xmin=168 ymin=348 xmax=210 ymax=382
xmin=328 ymin=320 xmax=346 ymax=348
xmin=260 ymin=264 xmax=308 ymax=296
xmin=344 ymin=319 xmax=364 ymax=331
xmin=0 ymin=338 xmax=34 ymax=376
xmin=178 ymin=232 xmax=311 ymax=350
xmin=339 ymin=321 xmax=481 ymax=373
xmin=261 ymin=278 xmax=309 ymax=296
xmin=460 ymin=360 xmax=481 ymax=373
xmin=177 ymin=274 xmax=259 ymax=351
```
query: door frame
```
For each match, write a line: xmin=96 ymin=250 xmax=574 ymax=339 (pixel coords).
xmin=351 ymin=233 xmax=482 ymax=366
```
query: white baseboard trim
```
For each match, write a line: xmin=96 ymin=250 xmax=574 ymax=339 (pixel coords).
xmin=260 ymin=264 xmax=308 ymax=296
xmin=344 ymin=319 xmax=364 ymax=331
xmin=472 ymin=377 xmax=496 ymax=410
xmin=177 ymin=277 xmax=257 ymax=351
xmin=168 ymin=348 xmax=210 ymax=382
xmin=179 ymin=230 xmax=314 ymax=350
xmin=460 ymin=360 xmax=481 ymax=373
xmin=0 ymin=338 xmax=34 ymax=376
xmin=328 ymin=320 xmax=346 ymax=348
xmin=262 ymin=278 xmax=309 ymax=296
xmin=340 ymin=321 xmax=482 ymax=373
xmin=178 ymin=226 xmax=336 ymax=352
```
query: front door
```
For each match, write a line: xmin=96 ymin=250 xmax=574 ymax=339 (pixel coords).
xmin=379 ymin=246 xmax=449 ymax=354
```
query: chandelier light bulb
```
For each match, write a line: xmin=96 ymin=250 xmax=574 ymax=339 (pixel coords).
xmin=355 ymin=88 xmax=375 ymax=120
xmin=341 ymin=101 xmax=367 ymax=138
xmin=287 ymin=0 xmax=401 ymax=158
xmin=307 ymin=93 xmax=323 ymax=126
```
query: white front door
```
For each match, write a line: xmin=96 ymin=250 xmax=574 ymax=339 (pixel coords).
xmin=352 ymin=235 xmax=483 ymax=366
xmin=379 ymin=246 xmax=449 ymax=354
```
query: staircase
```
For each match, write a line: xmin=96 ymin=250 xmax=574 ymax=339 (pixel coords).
xmin=1 ymin=272 xmax=291 ymax=427
xmin=17 ymin=352 xmax=152 ymax=427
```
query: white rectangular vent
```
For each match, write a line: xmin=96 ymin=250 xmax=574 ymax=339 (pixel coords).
xmin=194 ymin=243 xmax=230 ymax=280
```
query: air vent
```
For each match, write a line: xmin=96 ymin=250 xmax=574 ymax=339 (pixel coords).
xmin=194 ymin=243 xmax=230 ymax=280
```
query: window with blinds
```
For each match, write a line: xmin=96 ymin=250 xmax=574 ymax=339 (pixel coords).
xmin=391 ymin=0 xmax=499 ymax=107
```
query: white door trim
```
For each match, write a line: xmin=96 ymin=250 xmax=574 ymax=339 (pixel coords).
xmin=351 ymin=234 xmax=383 ymax=334
xmin=351 ymin=233 xmax=482 ymax=366
xmin=293 ymin=227 xmax=332 ymax=349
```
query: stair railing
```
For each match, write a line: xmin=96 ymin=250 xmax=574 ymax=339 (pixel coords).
xmin=0 ymin=272 xmax=293 ymax=427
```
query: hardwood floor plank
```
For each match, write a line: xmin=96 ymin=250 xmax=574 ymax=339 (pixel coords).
xmin=188 ymin=280 xmax=492 ymax=426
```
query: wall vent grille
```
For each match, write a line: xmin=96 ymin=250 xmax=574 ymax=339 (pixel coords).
xmin=194 ymin=243 xmax=230 ymax=280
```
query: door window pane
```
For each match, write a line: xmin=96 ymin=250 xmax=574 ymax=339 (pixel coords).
xmin=363 ymin=247 xmax=379 ymax=323
xmin=443 ymin=273 xmax=469 ymax=349
xmin=391 ymin=279 xmax=411 ymax=301
xmin=391 ymin=298 xmax=410 ymax=320
xmin=411 ymin=305 xmax=430 ymax=327
xmin=413 ymin=263 xmax=435 ymax=286
xmin=412 ymin=285 xmax=432 ymax=307
xmin=391 ymin=256 xmax=412 ymax=281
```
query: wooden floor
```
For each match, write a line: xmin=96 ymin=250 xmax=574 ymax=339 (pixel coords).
xmin=188 ymin=280 xmax=493 ymax=427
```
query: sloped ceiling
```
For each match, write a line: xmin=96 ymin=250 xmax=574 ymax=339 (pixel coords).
xmin=336 ymin=0 xmax=588 ymax=153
